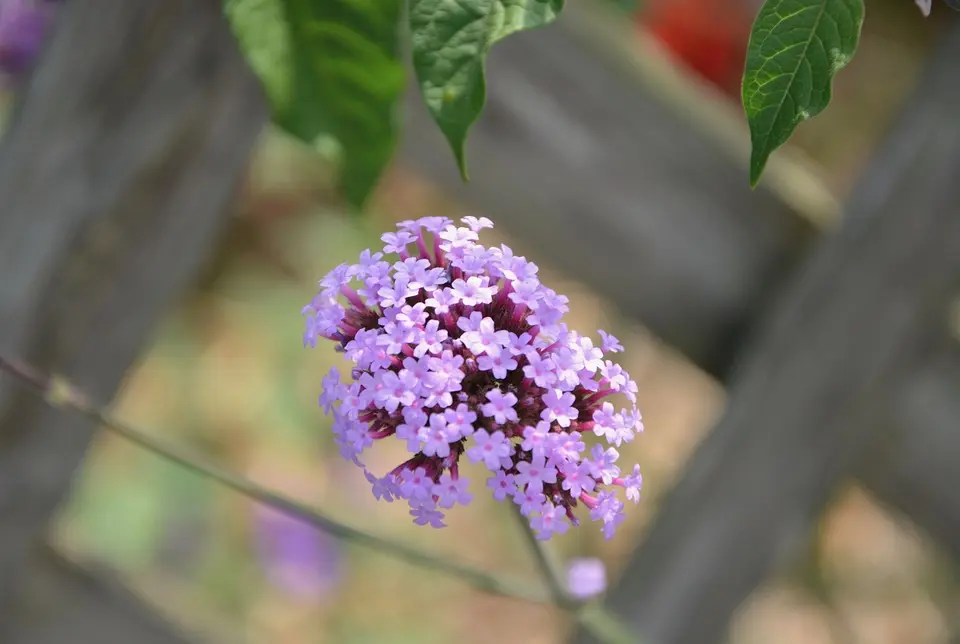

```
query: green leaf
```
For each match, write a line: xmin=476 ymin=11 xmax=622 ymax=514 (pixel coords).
xmin=409 ymin=0 xmax=564 ymax=179
xmin=742 ymin=0 xmax=864 ymax=186
xmin=225 ymin=0 xmax=405 ymax=208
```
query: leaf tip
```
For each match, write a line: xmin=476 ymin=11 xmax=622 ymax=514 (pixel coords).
xmin=452 ymin=141 xmax=470 ymax=182
xmin=749 ymin=152 xmax=768 ymax=188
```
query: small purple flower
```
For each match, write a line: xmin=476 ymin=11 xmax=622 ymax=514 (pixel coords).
xmin=467 ymin=428 xmax=512 ymax=470
xmin=411 ymin=503 xmax=447 ymax=528
xmin=560 ymin=460 xmax=596 ymax=498
xmin=617 ymin=464 xmax=643 ymax=503
xmin=508 ymin=279 xmax=542 ymax=309
xmin=378 ymin=276 xmax=415 ymax=309
xmin=521 ymin=422 xmax=550 ymax=456
xmin=531 ymin=503 xmax=570 ymax=540
xmin=421 ymin=413 xmax=452 ymax=458
xmin=515 ymin=455 xmax=556 ymax=493
xmin=514 ymin=487 xmax=546 ymax=516
xmin=375 ymin=369 xmax=418 ymax=413
xmin=443 ymin=403 xmax=477 ymax=439
xmin=438 ymin=224 xmax=478 ymax=250
xmin=459 ymin=315 xmax=508 ymax=356
xmin=414 ymin=319 xmax=448 ymax=357
xmin=450 ymin=275 xmax=496 ymax=307
xmin=588 ymin=444 xmax=621 ymax=485
xmin=523 ymin=352 xmax=557 ymax=388
xmin=567 ymin=558 xmax=607 ymax=600
xmin=601 ymin=361 xmax=628 ymax=390
xmin=598 ymin=330 xmax=623 ymax=353
xmin=432 ymin=473 xmax=473 ymax=508
xmin=253 ymin=504 xmax=342 ymax=601
xmin=487 ymin=470 xmax=515 ymax=501
xmin=588 ymin=491 xmax=626 ymax=541
xmin=381 ymin=230 xmax=416 ymax=254
xmin=542 ymin=389 xmax=579 ymax=428
xmin=365 ymin=470 xmax=396 ymax=501
xmin=399 ymin=466 xmax=433 ymax=502
xmin=425 ymin=287 xmax=457 ymax=315
xmin=477 ymin=352 xmax=518 ymax=379
xmin=481 ymin=388 xmax=519 ymax=424
xmin=305 ymin=217 xmax=645 ymax=539
xmin=461 ymin=215 xmax=493 ymax=232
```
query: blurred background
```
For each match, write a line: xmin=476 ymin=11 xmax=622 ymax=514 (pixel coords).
xmin=6 ymin=0 xmax=957 ymax=642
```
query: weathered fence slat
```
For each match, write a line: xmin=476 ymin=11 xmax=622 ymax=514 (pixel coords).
xmin=861 ymin=335 xmax=960 ymax=562
xmin=0 ymin=0 xmax=266 ymax=637
xmin=399 ymin=2 xmax=960 ymax=570
xmin=575 ymin=22 xmax=960 ymax=644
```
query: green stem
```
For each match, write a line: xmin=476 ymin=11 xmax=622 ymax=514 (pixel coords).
xmin=0 ymin=356 xmax=547 ymax=604
xmin=507 ymin=490 xmax=639 ymax=644
xmin=1 ymin=354 xmax=644 ymax=643
xmin=575 ymin=603 xmax=639 ymax=644
xmin=510 ymin=502 xmax=574 ymax=607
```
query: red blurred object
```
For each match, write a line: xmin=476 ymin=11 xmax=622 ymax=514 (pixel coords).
xmin=637 ymin=0 xmax=755 ymax=99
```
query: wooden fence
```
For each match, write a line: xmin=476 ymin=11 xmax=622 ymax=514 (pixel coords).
xmin=0 ymin=2 xmax=957 ymax=643
xmin=0 ymin=2 xmax=265 ymax=642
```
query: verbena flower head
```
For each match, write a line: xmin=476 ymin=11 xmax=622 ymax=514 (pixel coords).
xmin=304 ymin=217 xmax=644 ymax=540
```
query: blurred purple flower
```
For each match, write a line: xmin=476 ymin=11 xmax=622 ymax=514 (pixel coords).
xmin=0 ymin=0 xmax=56 ymax=80
xmin=566 ymin=557 xmax=607 ymax=600
xmin=252 ymin=503 xmax=343 ymax=601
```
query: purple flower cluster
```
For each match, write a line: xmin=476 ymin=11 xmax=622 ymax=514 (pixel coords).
xmin=304 ymin=217 xmax=643 ymax=540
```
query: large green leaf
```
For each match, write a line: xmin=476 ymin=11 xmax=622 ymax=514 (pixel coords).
xmin=225 ymin=0 xmax=405 ymax=208
xmin=409 ymin=0 xmax=564 ymax=179
xmin=742 ymin=0 xmax=864 ymax=186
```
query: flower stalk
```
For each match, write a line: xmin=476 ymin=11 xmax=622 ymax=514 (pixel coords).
xmin=0 ymin=354 xmax=638 ymax=643
xmin=0 ymin=355 xmax=547 ymax=603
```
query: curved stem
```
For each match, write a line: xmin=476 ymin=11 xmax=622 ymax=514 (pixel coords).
xmin=1 ymin=354 xmax=643 ymax=643
xmin=508 ymin=494 xmax=639 ymax=643
xmin=0 ymin=355 xmax=547 ymax=604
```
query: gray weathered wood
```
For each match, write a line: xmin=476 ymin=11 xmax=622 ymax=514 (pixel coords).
xmin=574 ymin=22 xmax=960 ymax=644
xmin=860 ymin=334 xmax=960 ymax=562
xmin=10 ymin=548 xmax=194 ymax=644
xmin=0 ymin=0 xmax=266 ymax=635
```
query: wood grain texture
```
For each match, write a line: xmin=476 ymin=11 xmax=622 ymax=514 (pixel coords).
xmin=573 ymin=23 xmax=960 ymax=644
xmin=0 ymin=0 xmax=266 ymax=629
